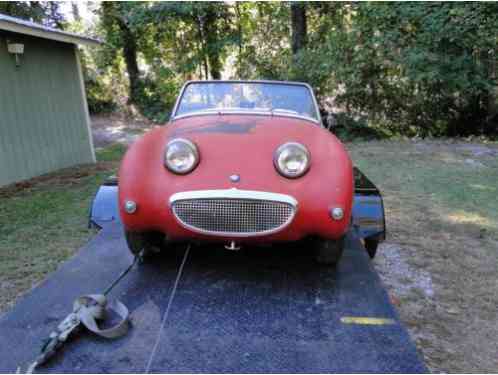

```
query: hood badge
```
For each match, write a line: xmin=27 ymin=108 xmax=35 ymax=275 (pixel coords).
xmin=229 ymin=174 xmax=240 ymax=183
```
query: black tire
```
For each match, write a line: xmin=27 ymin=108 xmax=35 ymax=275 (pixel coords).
xmin=124 ymin=231 xmax=163 ymax=258
xmin=315 ymin=237 xmax=345 ymax=266
xmin=364 ymin=238 xmax=378 ymax=259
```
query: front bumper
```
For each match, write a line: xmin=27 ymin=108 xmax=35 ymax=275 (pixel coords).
xmin=121 ymin=187 xmax=351 ymax=244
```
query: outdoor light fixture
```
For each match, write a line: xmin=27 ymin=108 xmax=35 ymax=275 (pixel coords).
xmin=7 ymin=42 xmax=24 ymax=67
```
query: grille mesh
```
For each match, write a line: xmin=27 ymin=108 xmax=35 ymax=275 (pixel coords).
xmin=172 ymin=198 xmax=295 ymax=235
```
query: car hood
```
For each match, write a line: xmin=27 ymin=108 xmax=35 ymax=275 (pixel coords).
xmin=153 ymin=115 xmax=349 ymax=192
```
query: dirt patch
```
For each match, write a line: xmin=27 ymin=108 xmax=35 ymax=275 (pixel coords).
xmin=91 ymin=114 xmax=157 ymax=148
xmin=0 ymin=162 xmax=116 ymax=199
xmin=376 ymin=243 xmax=435 ymax=300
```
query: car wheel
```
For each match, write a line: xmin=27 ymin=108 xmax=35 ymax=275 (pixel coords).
xmin=315 ymin=237 xmax=345 ymax=266
xmin=124 ymin=231 xmax=163 ymax=258
xmin=364 ymin=238 xmax=378 ymax=259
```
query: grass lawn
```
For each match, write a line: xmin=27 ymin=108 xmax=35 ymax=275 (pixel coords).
xmin=0 ymin=144 xmax=127 ymax=312
xmin=348 ymin=140 xmax=498 ymax=373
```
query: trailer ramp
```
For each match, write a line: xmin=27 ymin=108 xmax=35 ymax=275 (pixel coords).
xmin=0 ymin=223 xmax=426 ymax=373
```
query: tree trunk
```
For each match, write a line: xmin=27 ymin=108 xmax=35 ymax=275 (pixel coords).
xmin=206 ymin=8 xmax=221 ymax=79
xmin=484 ymin=49 xmax=497 ymax=120
xmin=291 ymin=3 xmax=307 ymax=56
xmin=47 ymin=2 xmax=64 ymax=29
xmin=194 ymin=13 xmax=209 ymax=80
xmin=235 ymin=3 xmax=243 ymax=78
xmin=102 ymin=3 xmax=141 ymax=105
xmin=204 ymin=7 xmax=222 ymax=80
xmin=71 ymin=2 xmax=81 ymax=22
xmin=119 ymin=22 xmax=140 ymax=104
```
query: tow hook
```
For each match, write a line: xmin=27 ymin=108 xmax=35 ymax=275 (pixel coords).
xmin=225 ymin=241 xmax=241 ymax=251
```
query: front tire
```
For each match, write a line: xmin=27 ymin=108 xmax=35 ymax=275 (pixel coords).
xmin=315 ymin=237 xmax=345 ymax=266
xmin=125 ymin=231 xmax=163 ymax=258
xmin=364 ymin=238 xmax=378 ymax=259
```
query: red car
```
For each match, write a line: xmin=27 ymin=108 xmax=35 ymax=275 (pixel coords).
xmin=90 ymin=81 xmax=385 ymax=265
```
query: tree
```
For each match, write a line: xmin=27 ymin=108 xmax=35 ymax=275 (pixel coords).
xmin=100 ymin=3 xmax=141 ymax=106
xmin=290 ymin=2 xmax=307 ymax=57
xmin=148 ymin=2 xmax=235 ymax=80
xmin=0 ymin=1 xmax=65 ymax=28
xmin=94 ymin=2 xmax=238 ymax=119
xmin=288 ymin=2 xmax=498 ymax=136
xmin=68 ymin=1 xmax=498 ymax=134
xmin=201 ymin=4 xmax=223 ymax=79
xmin=237 ymin=2 xmax=291 ymax=79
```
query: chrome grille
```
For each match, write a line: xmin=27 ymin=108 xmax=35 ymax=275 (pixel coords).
xmin=172 ymin=198 xmax=295 ymax=236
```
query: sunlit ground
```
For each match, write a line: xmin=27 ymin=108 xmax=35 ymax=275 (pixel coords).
xmin=348 ymin=139 xmax=498 ymax=373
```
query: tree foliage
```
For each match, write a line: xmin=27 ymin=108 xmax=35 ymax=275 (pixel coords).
xmin=1 ymin=2 xmax=497 ymax=136
xmin=291 ymin=3 xmax=498 ymax=136
xmin=91 ymin=1 xmax=238 ymax=121
xmin=0 ymin=1 xmax=65 ymax=28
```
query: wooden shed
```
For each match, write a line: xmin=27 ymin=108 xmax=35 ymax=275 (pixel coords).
xmin=0 ymin=14 xmax=100 ymax=187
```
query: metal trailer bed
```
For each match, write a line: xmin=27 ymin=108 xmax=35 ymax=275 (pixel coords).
xmin=0 ymin=170 xmax=427 ymax=373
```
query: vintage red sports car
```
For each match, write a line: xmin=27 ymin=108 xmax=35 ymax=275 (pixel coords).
xmin=90 ymin=80 xmax=385 ymax=265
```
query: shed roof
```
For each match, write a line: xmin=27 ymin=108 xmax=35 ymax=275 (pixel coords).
xmin=0 ymin=13 xmax=101 ymax=46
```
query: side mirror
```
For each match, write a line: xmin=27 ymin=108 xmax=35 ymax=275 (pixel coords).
xmin=326 ymin=113 xmax=336 ymax=131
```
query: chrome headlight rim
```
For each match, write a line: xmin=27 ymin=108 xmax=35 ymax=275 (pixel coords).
xmin=164 ymin=138 xmax=200 ymax=175
xmin=273 ymin=142 xmax=311 ymax=179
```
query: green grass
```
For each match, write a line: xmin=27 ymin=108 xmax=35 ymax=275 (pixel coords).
xmin=95 ymin=143 xmax=128 ymax=162
xmin=348 ymin=140 xmax=498 ymax=238
xmin=122 ymin=127 xmax=147 ymax=135
xmin=0 ymin=145 xmax=127 ymax=311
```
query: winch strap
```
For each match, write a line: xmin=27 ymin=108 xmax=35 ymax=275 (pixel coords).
xmin=75 ymin=294 xmax=130 ymax=339
xmin=18 ymin=256 xmax=139 ymax=374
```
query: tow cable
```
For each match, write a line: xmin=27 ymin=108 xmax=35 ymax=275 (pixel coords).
xmin=17 ymin=252 xmax=142 ymax=374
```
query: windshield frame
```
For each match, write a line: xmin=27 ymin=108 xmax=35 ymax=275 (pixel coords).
xmin=170 ymin=80 xmax=322 ymax=126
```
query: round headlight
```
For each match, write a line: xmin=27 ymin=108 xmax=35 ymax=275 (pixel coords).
xmin=274 ymin=142 xmax=310 ymax=178
xmin=164 ymin=138 xmax=199 ymax=174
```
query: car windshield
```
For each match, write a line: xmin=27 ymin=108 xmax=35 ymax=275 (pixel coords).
xmin=175 ymin=82 xmax=319 ymax=121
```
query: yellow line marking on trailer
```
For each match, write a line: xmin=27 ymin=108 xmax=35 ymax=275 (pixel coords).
xmin=340 ymin=317 xmax=396 ymax=325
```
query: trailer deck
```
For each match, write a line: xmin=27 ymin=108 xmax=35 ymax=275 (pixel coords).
xmin=0 ymin=222 xmax=426 ymax=373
